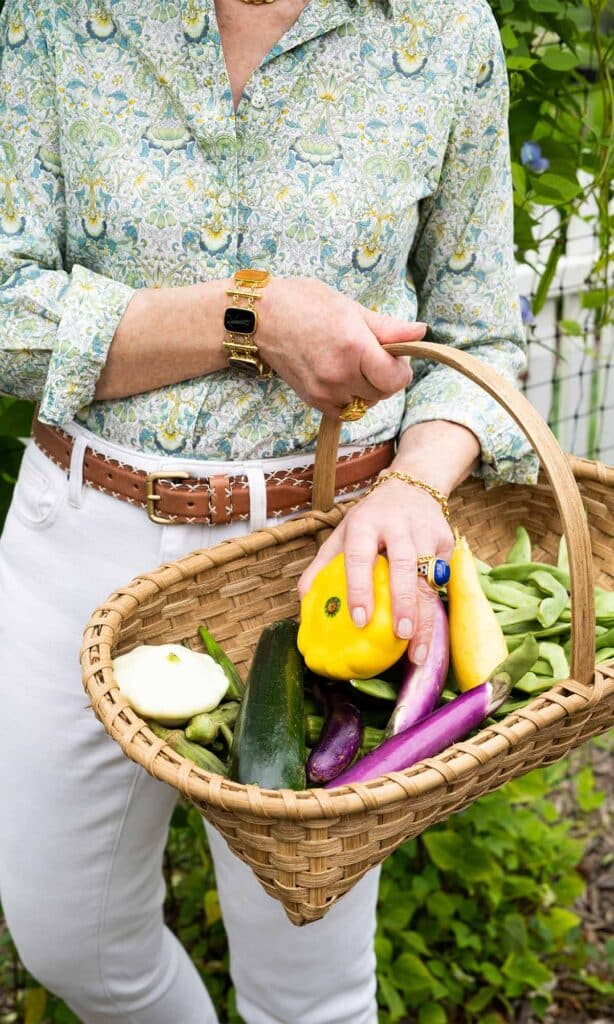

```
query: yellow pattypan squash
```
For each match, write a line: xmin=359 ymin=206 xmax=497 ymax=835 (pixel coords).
xmin=297 ymin=552 xmax=408 ymax=680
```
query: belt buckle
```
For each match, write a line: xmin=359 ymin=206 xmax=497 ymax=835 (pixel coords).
xmin=145 ymin=470 xmax=190 ymax=524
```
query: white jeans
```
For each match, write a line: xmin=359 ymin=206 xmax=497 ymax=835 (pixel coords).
xmin=0 ymin=426 xmax=381 ymax=1024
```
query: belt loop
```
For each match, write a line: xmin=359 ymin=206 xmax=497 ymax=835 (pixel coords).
xmin=67 ymin=434 xmax=88 ymax=509
xmin=245 ymin=468 xmax=267 ymax=531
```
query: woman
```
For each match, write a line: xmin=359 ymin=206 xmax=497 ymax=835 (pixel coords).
xmin=0 ymin=0 xmax=536 ymax=1021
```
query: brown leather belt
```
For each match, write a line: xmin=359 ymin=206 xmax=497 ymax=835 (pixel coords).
xmin=32 ymin=420 xmax=394 ymax=525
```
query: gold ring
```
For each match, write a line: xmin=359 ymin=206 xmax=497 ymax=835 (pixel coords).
xmin=340 ymin=396 xmax=369 ymax=422
xmin=416 ymin=555 xmax=451 ymax=592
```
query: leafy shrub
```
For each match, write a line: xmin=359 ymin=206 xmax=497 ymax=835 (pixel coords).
xmin=3 ymin=753 xmax=611 ymax=1024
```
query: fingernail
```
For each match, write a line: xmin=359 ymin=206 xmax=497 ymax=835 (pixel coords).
xmin=352 ymin=607 xmax=366 ymax=628
xmin=414 ymin=643 xmax=428 ymax=665
xmin=397 ymin=617 xmax=413 ymax=639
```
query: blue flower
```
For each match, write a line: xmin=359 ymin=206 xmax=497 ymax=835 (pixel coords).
xmin=519 ymin=295 xmax=535 ymax=326
xmin=520 ymin=141 xmax=549 ymax=174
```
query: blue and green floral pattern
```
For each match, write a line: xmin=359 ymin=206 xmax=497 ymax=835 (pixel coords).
xmin=0 ymin=0 xmax=537 ymax=482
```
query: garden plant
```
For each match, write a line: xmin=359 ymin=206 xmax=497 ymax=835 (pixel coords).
xmin=0 ymin=0 xmax=612 ymax=1021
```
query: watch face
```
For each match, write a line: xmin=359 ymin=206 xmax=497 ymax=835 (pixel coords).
xmin=224 ymin=306 xmax=257 ymax=334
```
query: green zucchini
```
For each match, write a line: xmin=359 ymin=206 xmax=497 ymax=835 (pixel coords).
xmin=229 ymin=619 xmax=306 ymax=790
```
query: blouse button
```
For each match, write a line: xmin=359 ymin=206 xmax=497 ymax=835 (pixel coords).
xmin=218 ymin=190 xmax=232 ymax=208
xmin=250 ymin=89 xmax=266 ymax=110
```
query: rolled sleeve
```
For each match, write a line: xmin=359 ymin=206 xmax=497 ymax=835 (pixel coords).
xmin=0 ymin=0 xmax=135 ymax=424
xmin=39 ymin=265 xmax=134 ymax=424
xmin=402 ymin=2 xmax=538 ymax=486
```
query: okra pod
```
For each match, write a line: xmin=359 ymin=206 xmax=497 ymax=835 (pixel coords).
xmin=305 ymin=714 xmax=324 ymax=747
xmin=185 ymin=713 xmax=219 ymax=745
xmin=185 ymin=701 xmax=241 ymax=746
xmin=148 ymin=721 xmax=228 ymax=775
xmin=198 ymin=626 xmax=245 ymax=699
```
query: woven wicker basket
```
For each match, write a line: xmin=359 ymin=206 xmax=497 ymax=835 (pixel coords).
xmin=81 ymin=343 xmax=614 ymax=926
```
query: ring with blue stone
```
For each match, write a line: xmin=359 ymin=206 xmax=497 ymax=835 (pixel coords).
xmin=416 ymin=555 xmax=451 ymax=592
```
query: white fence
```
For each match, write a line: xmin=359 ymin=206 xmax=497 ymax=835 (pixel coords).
xmin=516 ymin=193 xmax=613 ymax=463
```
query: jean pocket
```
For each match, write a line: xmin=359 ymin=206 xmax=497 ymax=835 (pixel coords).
xmin=9 ymin=443 xmax=66 ymax=530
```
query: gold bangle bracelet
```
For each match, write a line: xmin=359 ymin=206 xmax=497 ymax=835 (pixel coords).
xmin=362 ymin=471 xmax=450 ymax=521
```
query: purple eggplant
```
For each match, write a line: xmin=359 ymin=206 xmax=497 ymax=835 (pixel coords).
xmin=325 ymin=636 xmax=538 ymax=788
xmin=386 ymin=596 xmax=449 ymax=737
xmin=306 ymin=687 xmax=362 ymax=784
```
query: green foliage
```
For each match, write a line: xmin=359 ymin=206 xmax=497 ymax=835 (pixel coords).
xmin=2 ymin=754 xmax=613 ymax=1023
xmin=0 ymin=398 xmax=31 ymax=528
xmin=490 ymin=0 xmax=612 ymax=328
xmin=375 ymin=762 xmax=595 ymax=1022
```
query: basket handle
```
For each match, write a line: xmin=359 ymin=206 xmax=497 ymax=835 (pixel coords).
xmin=312 ymin=341 xmax=595 ymax=687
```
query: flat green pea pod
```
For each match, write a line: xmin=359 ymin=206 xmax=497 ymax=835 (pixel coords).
xmin=514 ymin=672 xmax=554 ymax=696
xmin=596 ymin=648 xmax=614 ymax=664
xmin=198 ymin=626 xmax=245 ymax=700
xmin=502 ymin=620 xmax=571 ymax=639
xmin=490 ymin=562 xmax=570 ymax=590
xmin=537 ymin=641 xmax=569 ymax=681
xmin=532 ymin=659 xmax=552 ymax=676
xmin=595 ymin=591 xmax=614 ymax=627
xmin=505 ymin=634 xmax=532 ymax=652
xmin=475 ymin=557 xmax=492 ymax=575
xmin=349 ymin=677 xmax=398 ymax=701
xmin=596 ymin=626 xmax=614 ymax=650
xmin=496 ymin=697 xmax=535 ymax=716
xmin=530 ymin=570 xmax=570 ymax=629
xmin=480 ymin=577 xmax=541 ymax=609
xmin=506 ymin=526 xmax=532 ymax=563
xmin=496 ymin=604 xmax=541 ymax=629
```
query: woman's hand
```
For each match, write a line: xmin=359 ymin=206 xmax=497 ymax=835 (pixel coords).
xmin=258 ymin=276 xmax=426 ymax=419
xmin=297 ymin=477 xmax=454 ymax=665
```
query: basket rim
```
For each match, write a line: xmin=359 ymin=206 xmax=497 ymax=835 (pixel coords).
xmin=80 ymin=464 xmax=614 ymax=821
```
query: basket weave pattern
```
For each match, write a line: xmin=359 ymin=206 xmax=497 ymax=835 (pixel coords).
xmin=81 ymin=345 xmax=614 ymax=925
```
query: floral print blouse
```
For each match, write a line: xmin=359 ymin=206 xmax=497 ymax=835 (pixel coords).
xmin=0 ymin=0 xmax=537 ymax=482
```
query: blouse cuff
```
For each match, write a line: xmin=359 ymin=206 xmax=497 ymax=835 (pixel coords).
xmin=38 ymin=265 xmax=135 ymax=426
xmin=400 ymin=368 xmax=539 ymax=487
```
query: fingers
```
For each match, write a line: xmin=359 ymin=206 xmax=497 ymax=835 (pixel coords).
xmin=384 ymin=529 xmax=417 ymax=640
xmin=343 ymin=518 xmax=380 ymax=626
xmin=410 ymin=578 xmax=440 ymax=665
xmin=296 ymin=527 xmax=345 ymax=600
xmin=359 ymin=342 xmax=413 ymax=396
xmin=363 ymin=309 xmax=427 ymax=347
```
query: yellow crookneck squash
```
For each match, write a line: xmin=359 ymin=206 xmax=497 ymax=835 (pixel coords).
xmin=297 ymin=552 xmax=408 ymax=680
